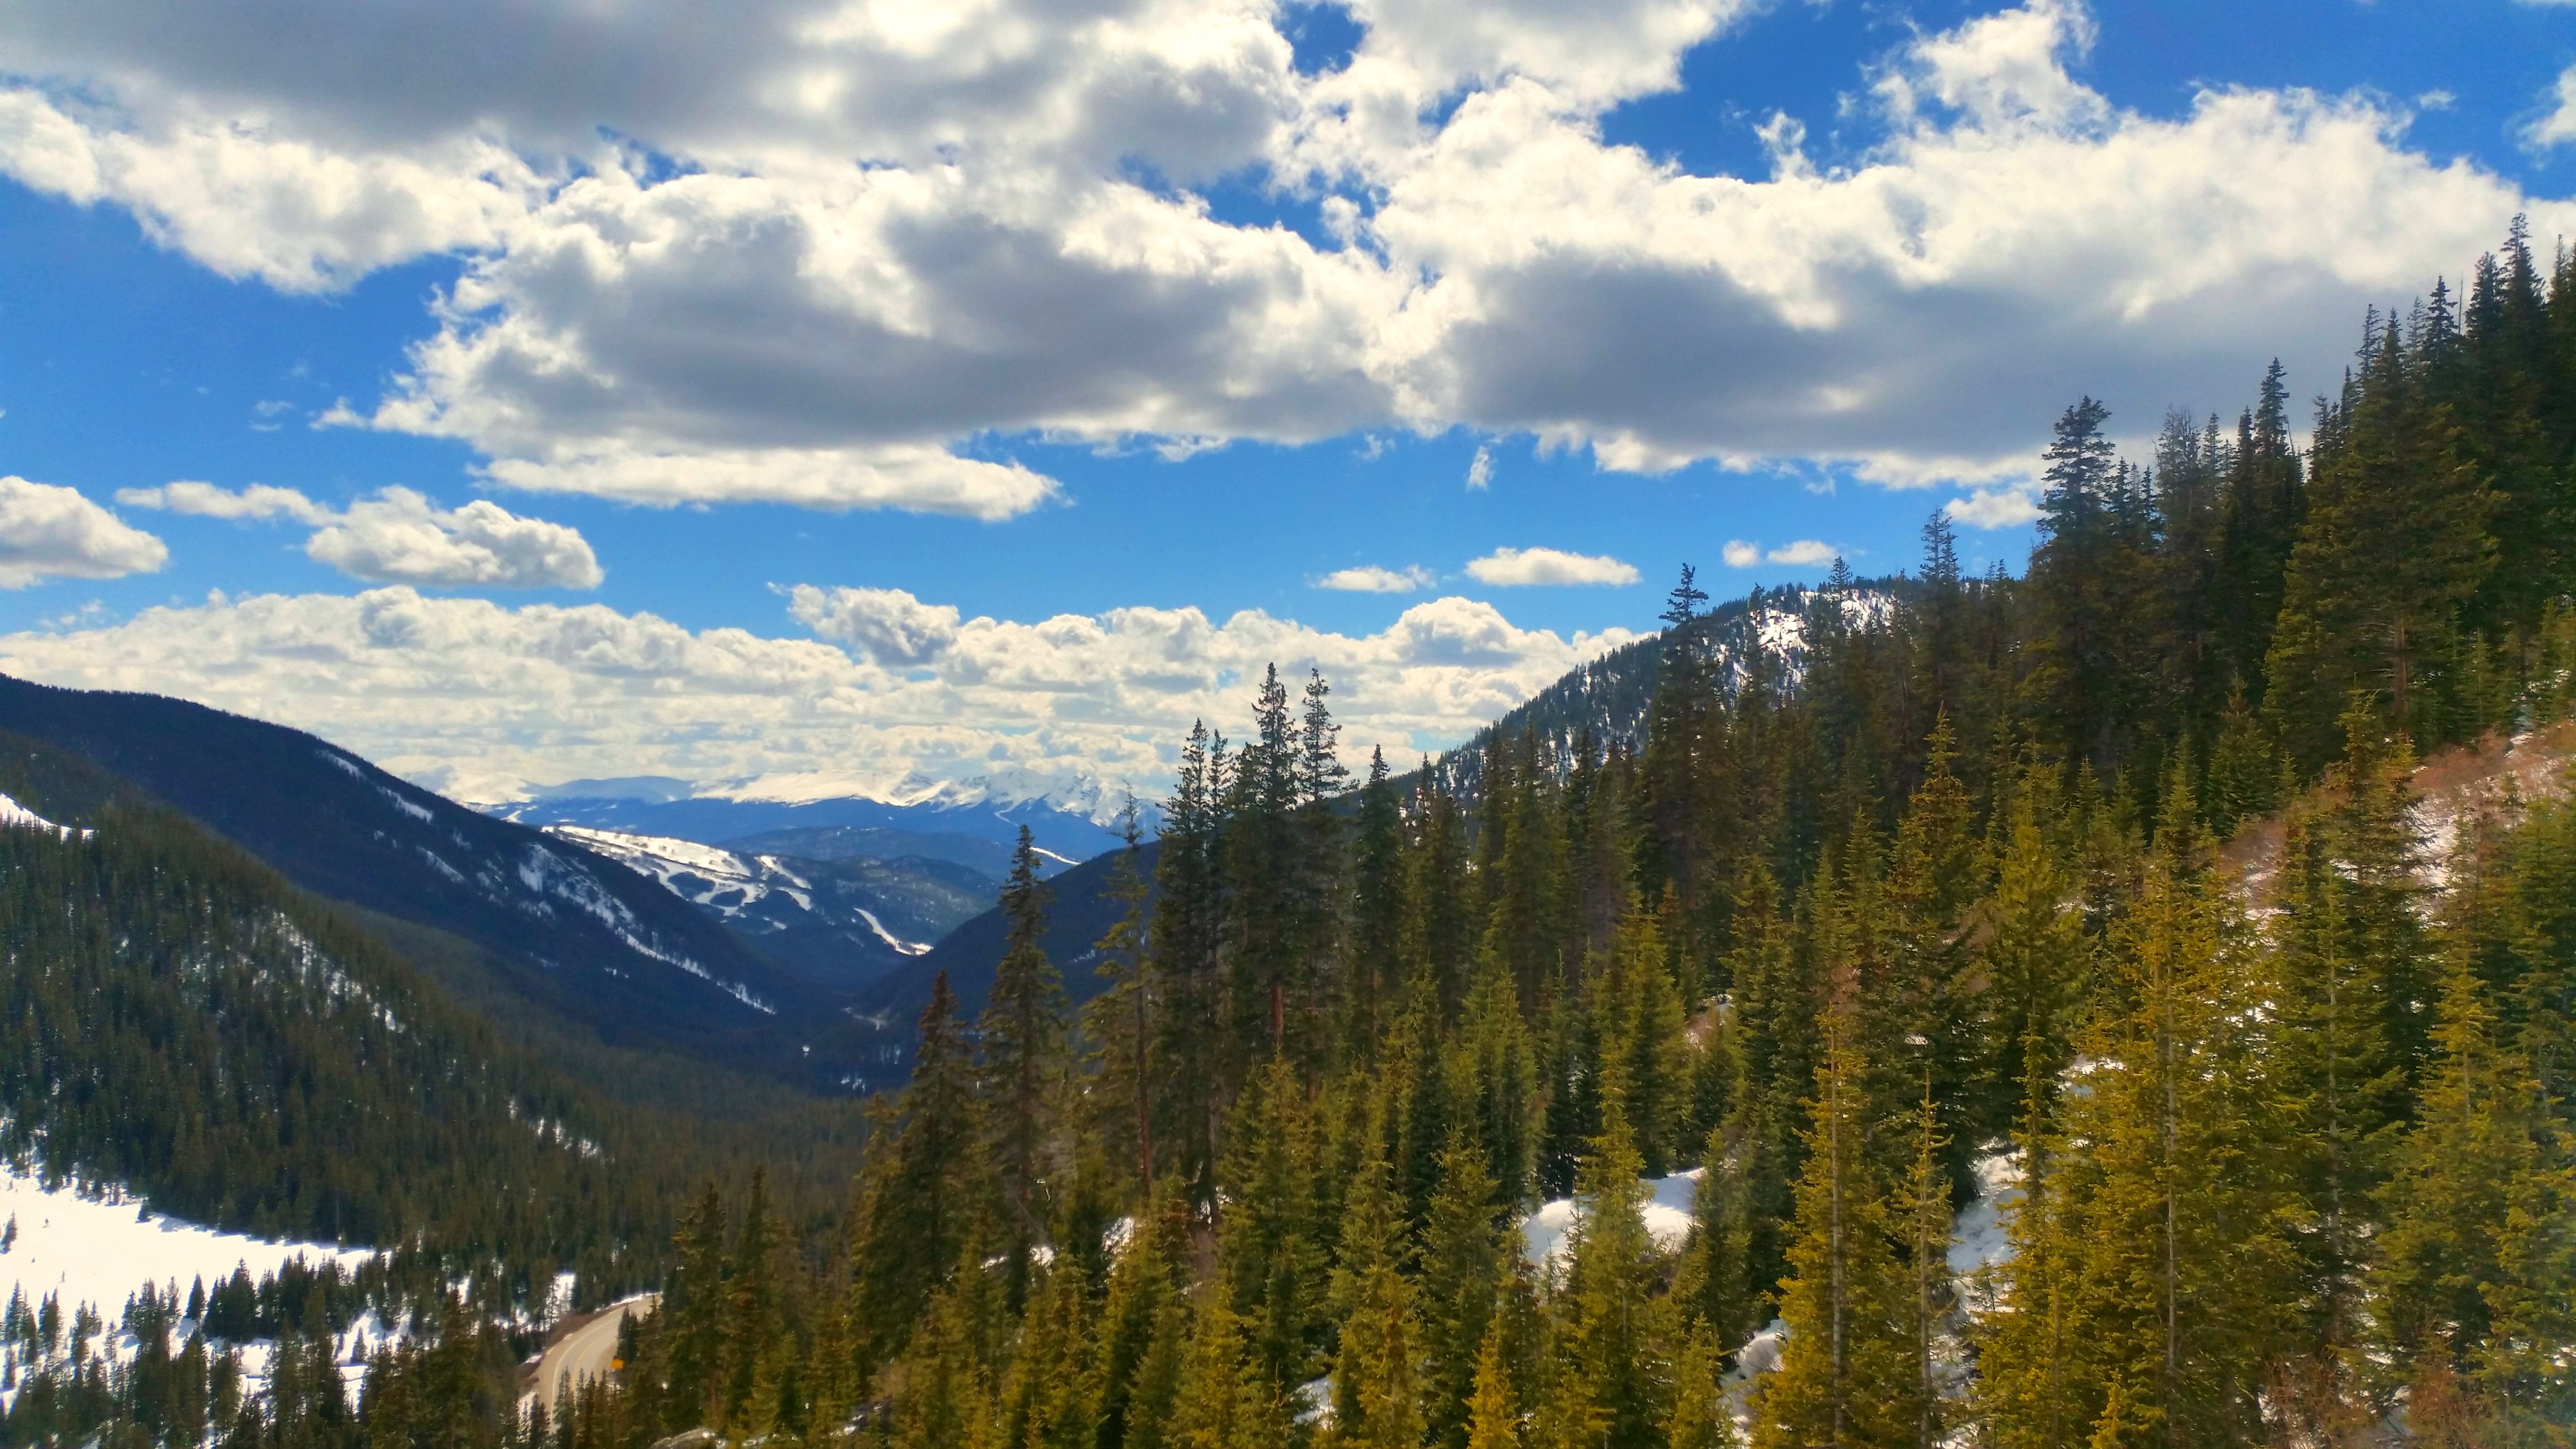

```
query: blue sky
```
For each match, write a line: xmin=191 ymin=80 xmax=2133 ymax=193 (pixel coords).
xmin=0 ymin=0 xmax=2570 ymax=803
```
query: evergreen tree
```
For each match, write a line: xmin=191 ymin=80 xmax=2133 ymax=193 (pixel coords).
xmin=854 ymin=972 xmax=986 ymax=1372
xmin=2265 ymin=321 xmax=2498 ymax=764
xmin=1750 ymin=974 xmax=1921 ymax=1449
xmin=1550 ymin=1097 xmax=1672 ymax=1449
xmin=1461 ymin=1317 xmax=1520 ymax=1449
xmin=1419 ymin=1132 xmax=1506 ymax=1449
xmin=1090 ymin=802 xmax=1159 ymax=1196
xmin=2376 ymin=946 xmax=2576 ymax=1426
xmin=1330 ymin=1103 xmax=1424 ymax=1449
xmin=1353 ymin=749 xmax=1408 ymax=1058
xmin=988 ymin=824 xmax=1070 ymax=1293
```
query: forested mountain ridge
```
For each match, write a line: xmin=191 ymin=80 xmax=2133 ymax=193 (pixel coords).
xmin=0 ymin=733 xmax=869 ymax=1315
xmin=0 ymin=675 xmax=902 ymax=1088
xmin=14 ymin=224 xmax=2576 ymax=1445
xmin=1429 ymin=580 xmax=1898 ymax=804
xmin=541 ymin=824 xmax=995 ymax=993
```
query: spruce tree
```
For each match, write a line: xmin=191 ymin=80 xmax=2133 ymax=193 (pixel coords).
xmin=1090 ymin=803 xmax=1157 ymax=1194
xmin=1462 ymin=1316 xmax=1520 ymax=1449
xmin=1419 ymin=1132 xmax=1506 ymax=1449
xmin=1353 ymin=748 xmax=1408 ymax=1058
xmin=2376 ymin=945 xmax=2576 ymax=1424
xmin=1330 ymin=1107 xmax=1424 ymax=1449
xmin=854 ymin=972 xmax=986 ymax=1373
xmin=2265 ymin=321 xmax=2497 ymax=764
xmin=1749 ymin=975 xmax=1921 ymax=1449
xmin=1552 ymin=1097 xmax=1672 ymax=1449
xmin=988 ymin=825 xmax=1070 ymax=1294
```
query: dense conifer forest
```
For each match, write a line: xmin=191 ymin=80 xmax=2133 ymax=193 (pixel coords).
xmin=9 ymin=223 xmax=2576 ymax=1445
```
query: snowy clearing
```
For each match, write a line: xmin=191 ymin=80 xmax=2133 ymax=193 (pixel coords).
xmin=0 ymin=1164 xmax=374 ymax=1331
xmin=1518 ymin=1169 xmax=1700 ymax=1269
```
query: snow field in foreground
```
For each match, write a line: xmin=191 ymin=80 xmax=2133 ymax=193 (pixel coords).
xmin=0 ymin=1166 xmax=374 ymax=1330
xmin=0 ymin=1160 xmax=382 ymax=1413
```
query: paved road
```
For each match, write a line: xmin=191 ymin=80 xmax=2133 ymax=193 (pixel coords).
xmin=536 ymin=1295 xmax=658 ymax=1416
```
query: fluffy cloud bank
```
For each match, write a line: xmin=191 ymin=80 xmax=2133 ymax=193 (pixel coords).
xmin=1 ymin=0 xmax=2560 ymax=510
xmin=0 ymin=587 xmax=1639 ymax=799
xmin=118 ymin=483 xmax=602 ymax=588
xmin=0 ymin=477 xmax=168 ymax=588
xmin=1315 ymin=565 xmax=1436 ymax=593
xmin=1721 ymin=539 xmax=1840 ymax=568
xmin=1464 ymin=547 xmax=1642 ymax=587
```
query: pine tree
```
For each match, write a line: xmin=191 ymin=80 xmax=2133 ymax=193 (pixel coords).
xmin=1667 ymin=1322 xmax=1737 ymax=1449
xmin=988 ymin=825 xmax=1070 ymax=1295
xmin=891 ymin=1289 xmax=992 ymax=1449
xmin=1090 ymin=802 xmax=1158 ymax=1196
xmin=1217 ymin=1060 xmax=1329 ymax=1403
xmin=715 ymin=1167 xmax=783 ymax=1428
xmin=1170 ymin=1298 xmax=1283 ymax=1449
xmin=1419 ymin=1131 xmax=1506 ymax=1449
xmin=854 ymin=972 xmax=986 ymax=1373
xmin=1750 ymin=973 xmax=1921 ymax=1449
xmin=1594 ymin=896 xmax=1692 ymax=1176
xmin=1720 ymin=860 xmax=1814 ymax=1324
xmin=1329 ymin=1108 xmax=1425 ymax=1449
xmin=1353 ymin=749 xmax=1408 ymax=1059
xmin=1968 ymin=772 xmax=2086 ymax=1149
xmin=663 ymin=1183 xmax=730 ymax=1424
xmin=1461 ymin=1316 xmax=1520 ymax=1449
xmin=1003 ymin=1265 xmax=1101 ymax=1449
xmin=2265 ymin=321 xmax=2497 ymax=765
xmin=2376 ymin=944 xmax=2576 ymax=1425
xmin=1155 ymin=720 xmax=1233 ymax=1208
xmin=1551 ymin=1096 xmax=1672 ymax=1449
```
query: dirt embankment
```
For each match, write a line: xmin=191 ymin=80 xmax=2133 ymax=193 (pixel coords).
xmin=2217 ymin=720 xmax=2576 ymax=911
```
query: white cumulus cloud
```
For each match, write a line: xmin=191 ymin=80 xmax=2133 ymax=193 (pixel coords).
xmin=118 ymin=480 xmax=332 ymax=523
xmin=1315 ymin=564 xmax=1436 ymax=593
xmin=308 ymin=489 xmax=603 ymax=589
xmin=1946 ymin=485 xmax=2044 ymax=530
xmin=0 ymin=586 xmax=1641 ymax=799
xmin=0 ymin=0 xmax=2565 ymax=505
xmin=2528 ymin=64 xmax=2576 ymax=149
xmin=1719 ymin=539 xmax=1839 ymax=567
xmin=0 ymin=477 xmax=168 ymax=588
xmin=1465 ymin=546 xmax=1641 ymax=587
xmin=787 ymin=585 xmax=964 ymax=667
xmin=120 ymin=481 xmax=602 ymax=588
xmin=1764 ymin=540 xmax=1836 ymax=567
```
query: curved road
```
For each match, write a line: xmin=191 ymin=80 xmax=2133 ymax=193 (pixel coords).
xmin=536 ymin=1294 xmax=658 ymax=1416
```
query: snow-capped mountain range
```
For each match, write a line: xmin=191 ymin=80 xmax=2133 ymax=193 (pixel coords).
xmin=479 ymin=770 xmax=1138 ymax=869
xmin=542 ymin=824 xmax=1003 ymax=990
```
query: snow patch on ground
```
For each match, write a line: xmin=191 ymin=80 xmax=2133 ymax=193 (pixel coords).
xmin=0 ymin=792 xmax=85 ymax=839
xmin=378 ymin=786 xmax=436 ymax=825
xmin=1947 ymin=1147 xmax=2023 ymax=1281
xmin=1723 ymin=1142 xmax=2021 ymax=1427
xmin=0 ymin=1166 xmax=374 ymax=1336
xmin=854 ymin=907 xmax=933 ymax=956
xmin=1519 ymin=1169 xmax=1700 ymax=1269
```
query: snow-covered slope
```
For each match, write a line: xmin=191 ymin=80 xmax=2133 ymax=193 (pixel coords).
xmin=0 ymin=792 xmax=81 ymax=839
xmin=0 ymin=1165 xmax=373 ymax=1341
xmin=488 ymin=781 xmax=1129 ymax=873
xmin=0 ymin=675 xmax=883 ymax=1086
xmin=546 ymin=825 xmax=1001 ymax=989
